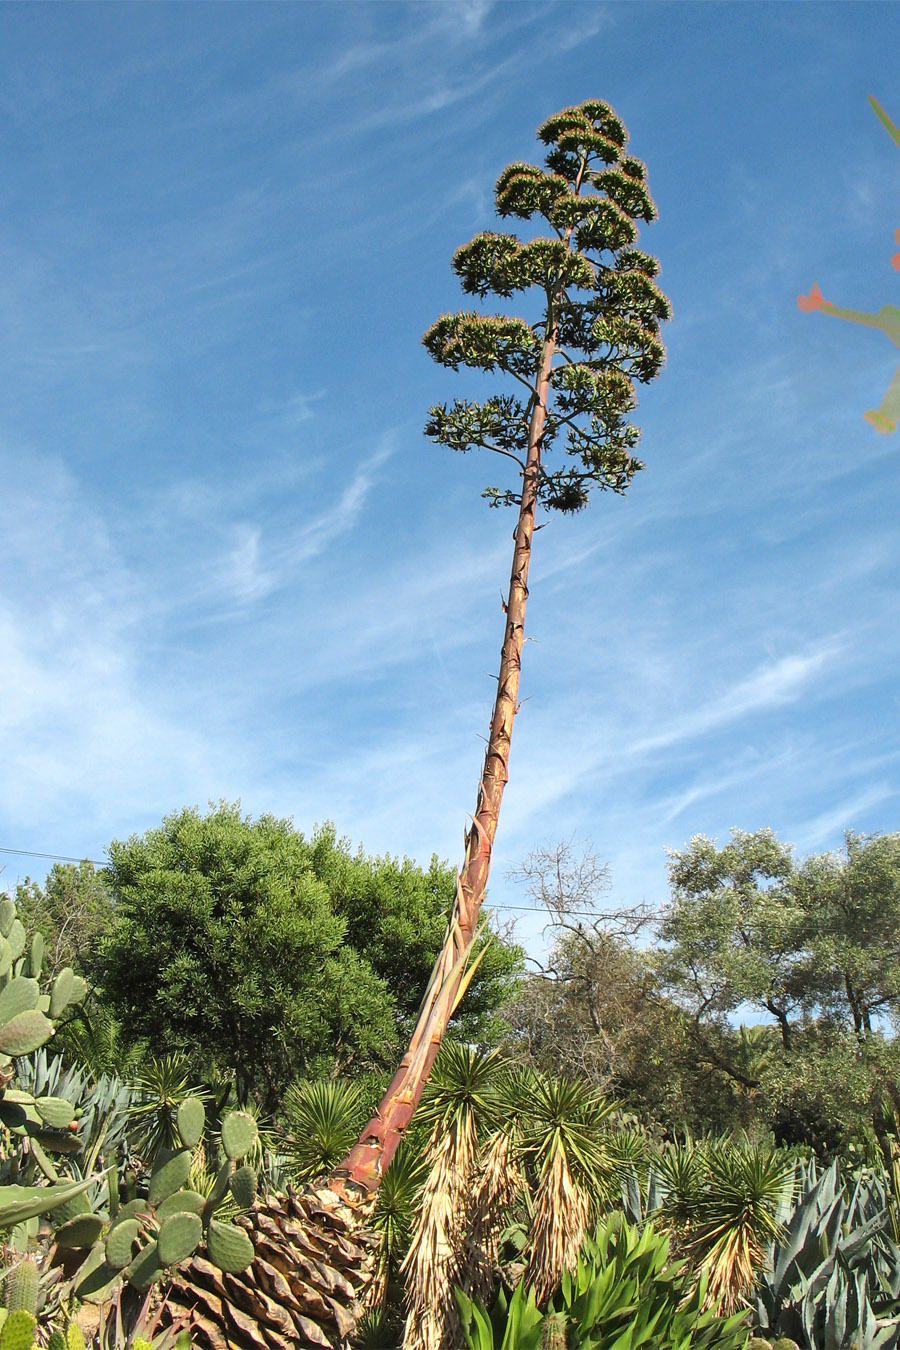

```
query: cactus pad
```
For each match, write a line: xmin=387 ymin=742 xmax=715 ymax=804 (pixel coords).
xmin=53 ymin=1191 xmax=92 ymax=1226
xmin=73 ymin=1248 xmax=121 ymax=1304
xmin=176 ymin=1096 xmax=205 ymax=1151
xmin=147 ymin=1148 xmax=193 ymax=1206
xmin=106 ymin=1216 xmax=141 ymax=1269
xmin=48 ymin=968 xmax=74 ymax=1019
xmin=0 ymin=1010 xmax=53 ymax=1057
xmin=229 ymin=1165 xmax=257 ymax=1210
xmin=206 ymin=1217 xmax=255 ymax=1273
xmin=34 ymin=1096 xmax=77 ymax=1129
xmin=0 ymin=938 xmax=13 ymax=981
xmin=202 ymin=1162 xmax=233 ymax=1224
xmin=118 ymin=1198 xmax=153 ymax=1220
xmin=156 ymin=1190 xmax=206 ymax=1221
xmin=220 ymin=1110 xmax=257 ymax=1160
xmin=55 ymin=1213 xmax=106 ymax=1248
xmin=46 ymin=1333 xmax=65 ymax=1350
xmin=0 ymin=899 xmax=16 ymax=939
xmin=125 ymin=1239 xmax=163 ymax=1290
xmin=0 ymin=1310 xmax=35 ymax=1350
xmin=0 ymin=979 xmax=39 ymax=1027
xmin=157 ymin=1211 xmax=203 ymax=1267
xmin=25 ymin=935 xmax=43 ymax=982
xmin=6 ymin=922 xmax=26 ymax=963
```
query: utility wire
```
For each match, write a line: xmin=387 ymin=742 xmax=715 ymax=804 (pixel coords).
xmin=0 ymin=845 xmax=602 ymax=914
xmin=0 ymin=846 xmax=103 ymax=865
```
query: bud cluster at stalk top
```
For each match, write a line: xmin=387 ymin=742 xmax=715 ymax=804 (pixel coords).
xmin=422 ymin=99 xmax=671 ymax=512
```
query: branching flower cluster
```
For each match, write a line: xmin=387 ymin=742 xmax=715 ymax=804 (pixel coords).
xmin=422 ymin=99 xmax=671 ymax=512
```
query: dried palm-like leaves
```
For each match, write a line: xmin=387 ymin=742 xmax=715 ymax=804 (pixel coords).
xmin=690 ymin=1144 xmax=791 ymax=1313
xmin=524 ymin=1144 xmax=590 ymax=1305
xmin=400 ymin=1113 xmax=476 ymax=1350
xmin=400 ymin=1044 xmax=504 ymax=1350
xmin=459 ymin=1124 xmax=524 ymax=1305
xmin=517 ymin=1073 xmax=618 ymax=1305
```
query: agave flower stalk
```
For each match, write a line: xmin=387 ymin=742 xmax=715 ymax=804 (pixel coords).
xmin=337 ymin=97 xmax=670 ymax=1205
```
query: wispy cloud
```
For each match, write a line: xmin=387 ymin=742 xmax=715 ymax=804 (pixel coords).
xmin=630 ymin=646 xmax=841 ymax=757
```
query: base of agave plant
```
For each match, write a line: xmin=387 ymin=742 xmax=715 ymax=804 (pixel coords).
xmin=163 ymin=1182 xmax=378 ymax=1350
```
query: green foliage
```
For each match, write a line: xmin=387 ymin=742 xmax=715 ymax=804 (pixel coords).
xmin=656 ymin=829 xmax=900 ymax=1152
xmin=370 ymin=1139 xmax=428 ymax=1291
xmin=279 ymin=1078 xmax=367 ymax=1183
xmin=293 ymin=824 xmax=523 ymax=1047
xmin=519 ymin=1073 xmax=618 ymax=1203
xmin=423 ymin=98 xmax=670 ymax=513
xmin=12 ymin=862 xmax=113 ymax=977
xmin=92 ymin=805 xmax=521 ymax=1108
xmin=126 ymin=1055 xmax=209 ymax=1158
xmin=456 ymin=1214 xmax=752 ymax=1350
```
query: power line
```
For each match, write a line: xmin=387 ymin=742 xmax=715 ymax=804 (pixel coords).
xmin=0 ymin=847 xmax=103 ymax=866
xmin=0 ymin=846 xmax=602 ymax=915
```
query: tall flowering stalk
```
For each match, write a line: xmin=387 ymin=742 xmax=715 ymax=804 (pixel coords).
xmin=335 ymin=98 xmax=670 ymax=1206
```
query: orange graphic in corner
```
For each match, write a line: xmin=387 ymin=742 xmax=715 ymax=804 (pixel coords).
xmin=798 ymin=98 xmax=900 ymax=434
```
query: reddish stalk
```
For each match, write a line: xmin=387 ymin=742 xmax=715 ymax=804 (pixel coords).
xmin=334 ymin=325 xmax=558 ymax=1198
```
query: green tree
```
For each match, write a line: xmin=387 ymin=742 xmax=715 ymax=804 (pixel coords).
xmin=91 ymin=804 xmax=521 ymax=1111
xmin=659 ymin=829 xmax=809 ymax=1052
xmin=340 ymin=97 xmax=670 ymax=1198
xmin=793 ymin=830 xmax=900 ymax=1040
xmin=299 ymin=825 xmax=522 ymax=1048
xmin=659 ymin=828 xmax=900 ymax=1155
xmin=13 ymin=860 xmax=114 ymax=975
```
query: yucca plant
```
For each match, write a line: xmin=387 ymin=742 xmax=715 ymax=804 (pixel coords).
xmin=691 ymin=1143 xmax=794 ymax=1312
xmin=457 ymin=1070 xmax=532 ymax=1310
xmin=654 ymin=1136 xmax=794 ymax=1312
xmin=126 ymin=1056 xmax=210 ymax=1162
xmin=517 ymin=1074 xmax=619 ymax=1304
xmin=401 ymin=1045 xmax=504 ymax=1350
xmin=279 ymin=1080 xmax=367 ymax=1187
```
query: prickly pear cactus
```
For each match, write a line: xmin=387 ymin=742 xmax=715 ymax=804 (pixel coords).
xmin=0 ymin=893 xmax=89 ymax=1229
xmin=60 ymin=1097 xmax=259 ymax=1305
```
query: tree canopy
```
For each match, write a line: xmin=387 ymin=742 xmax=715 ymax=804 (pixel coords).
xmin=85 ymin=803 xmax=522 ymax=1109
xmin=505 ymin=831 xmax=900 ymax=1158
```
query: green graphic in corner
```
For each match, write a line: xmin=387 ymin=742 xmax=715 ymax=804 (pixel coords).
xmin=798 ymin=97 xmax=900 ymax=433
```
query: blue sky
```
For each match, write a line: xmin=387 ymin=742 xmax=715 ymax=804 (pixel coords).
xmin=2 ymin=1 xmax=900 ymax=958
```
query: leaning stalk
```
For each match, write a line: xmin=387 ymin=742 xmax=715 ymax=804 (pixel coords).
xmin=336 ymin=327 xmax=557 ymax=1197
